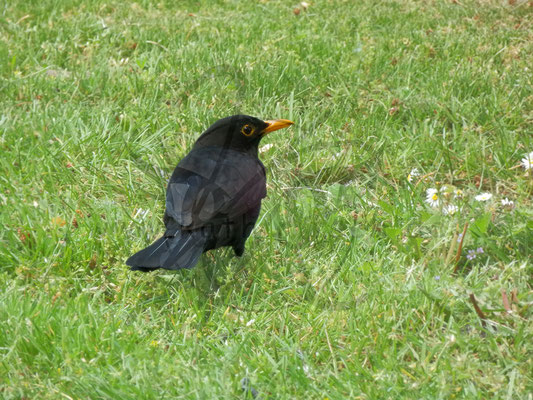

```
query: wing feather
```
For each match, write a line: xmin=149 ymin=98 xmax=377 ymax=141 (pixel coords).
xmin=164 ymin=147 xmax=266 ymax=230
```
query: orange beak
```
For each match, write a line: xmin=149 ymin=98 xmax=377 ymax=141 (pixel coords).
xmin=261 ymin=119 xmax=294 ymax=136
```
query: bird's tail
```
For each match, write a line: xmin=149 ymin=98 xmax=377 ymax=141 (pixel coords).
xmin=126 ymin=230 xmax=206 ymax=272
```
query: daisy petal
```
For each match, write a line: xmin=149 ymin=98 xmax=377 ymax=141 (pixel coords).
xmin=474 ymin=192 xmax=492 ymax=202
xmin=520 ymin=151 xmax=533 ymax=170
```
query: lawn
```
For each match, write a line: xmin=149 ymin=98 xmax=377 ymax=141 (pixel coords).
xmin=1 ymin=0 xmax=532 ymax=398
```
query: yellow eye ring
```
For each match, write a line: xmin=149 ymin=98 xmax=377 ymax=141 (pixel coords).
xmin=241 ymin=124 xmax=254 ymax=136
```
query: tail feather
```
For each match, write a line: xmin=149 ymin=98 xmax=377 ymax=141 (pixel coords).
xmin=126 ymin=231 xmax=206 ymax=272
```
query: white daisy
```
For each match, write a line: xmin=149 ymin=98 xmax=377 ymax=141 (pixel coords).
xmin=425 ymin=188 xmax=441 ymax=207
xmin=407 ymin=168 xmax=420 ymax=183
xmin=454 ymin=189 xmax=464 ymax=199
xmin=520 ymin=151 xmax=533 ymax=170
xmin=442 ymin=204 xmax=458 ymax=215
xmin=501 ymin=198 xmax=514 ymax=209
xmin=475 ymin=192 xmax=493 ymax=202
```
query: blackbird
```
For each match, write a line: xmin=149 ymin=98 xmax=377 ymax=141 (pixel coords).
xmin=126 ymin=115 xmax=294 ymax=272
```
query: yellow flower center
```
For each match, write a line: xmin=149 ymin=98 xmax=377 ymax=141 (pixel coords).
xmin=432 ymin=194 xmax=438 ymax=201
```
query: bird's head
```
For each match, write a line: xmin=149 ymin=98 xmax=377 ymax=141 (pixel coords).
xmin=193 ymin=115 xmax=294 ymax=155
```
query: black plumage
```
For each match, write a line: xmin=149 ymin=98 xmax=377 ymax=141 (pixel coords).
xmin=126 ymin=115 xmax=293 ymax=272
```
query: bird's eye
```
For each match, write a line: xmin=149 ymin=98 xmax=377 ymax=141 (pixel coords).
xmin=241 ymin=124 xmax=254 ymax=136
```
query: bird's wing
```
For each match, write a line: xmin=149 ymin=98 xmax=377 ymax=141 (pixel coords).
xmin=165 ymin=147 xmax=266 ymax=230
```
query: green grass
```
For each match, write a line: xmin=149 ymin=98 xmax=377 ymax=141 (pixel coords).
xmin=1 ymin=0 xmax=532 ymax=398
